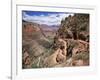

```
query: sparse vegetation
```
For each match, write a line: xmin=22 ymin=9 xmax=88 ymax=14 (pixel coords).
xmin=22 ymin=13 xmax=89 ymax=69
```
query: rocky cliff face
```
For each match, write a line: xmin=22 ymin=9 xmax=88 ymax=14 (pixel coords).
xmin=22 ymin=20 xmax=54 ymax=68
xmin=57 ymin=14 xmax=89 ymax=41
xmin=52 ymin=14 xmax=90 ymax=67
xmin=22 ymin=20 xmax=41 ymax=39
